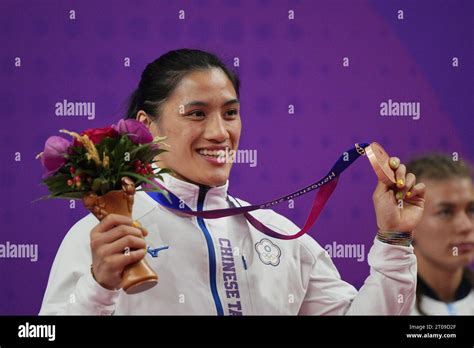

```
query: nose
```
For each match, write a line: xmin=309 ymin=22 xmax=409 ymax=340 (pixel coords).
xmin=203 ymin=113 xmax=229 ymax=143
xmin=454 ymin=211 xmax=474 ymax=236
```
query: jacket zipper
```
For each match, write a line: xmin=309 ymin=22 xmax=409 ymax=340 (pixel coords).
xmin=196 ymin=185 xmax=224 ymax=316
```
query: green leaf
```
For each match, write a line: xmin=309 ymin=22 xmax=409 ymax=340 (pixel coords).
xmin=157 ymin=168 xmax=173 ymax=175
xmin=92 ymin=178 xmax=102 ymax=192
xmin=128 ymin=143 xmax=153 ymax=157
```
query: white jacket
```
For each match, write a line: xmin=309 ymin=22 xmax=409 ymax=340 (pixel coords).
xmin=412 ymin=292 xmax=474 ymax=315
xmin=40 ymin=173 xmax=417 ymax=315
xmin=412 ymin=275 xmax=474 ymax=315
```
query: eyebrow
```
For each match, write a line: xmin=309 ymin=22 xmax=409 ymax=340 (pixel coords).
xmin=436 ymin=203 xmax=455 ymax=208
xmin=183 ymin=99 xmax=240 ymax=108
xmin=436 ymin=201 xmax=474 ymax=208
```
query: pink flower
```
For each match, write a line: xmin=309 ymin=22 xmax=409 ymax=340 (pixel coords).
xmin=113 ymin=119 xmax=153 ymax=144
xmin=41 ymin=136 xmax=71 ymax=177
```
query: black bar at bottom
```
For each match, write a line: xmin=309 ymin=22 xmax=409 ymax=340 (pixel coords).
xmin=0 ymin=315 xmax=472 ymax=346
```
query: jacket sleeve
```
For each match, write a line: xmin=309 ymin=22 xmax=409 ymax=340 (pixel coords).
xmin=299 ymin=237 xmax=417 ymax=315
xmin=39 ymin=215 xmax=120 ymax=315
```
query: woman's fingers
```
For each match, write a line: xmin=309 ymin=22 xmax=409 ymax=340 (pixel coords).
xmin=133 ymin=221 xmax=148 ymax=237
xmin=93 ymin=225 xmax=143 ymax=246
xmin=395 ymin=164 xmax=407 ymax=189
xmin=90 ymin=217 xmax=149 ymax=291
xmin=388 ymin=156 xmax=419 ymax=201
xmin=109 ymin=249 xmax=147 ymax=270
xmin=91 ymin=214 xmax=134 ymax=237
xmin=103 ymin=235 xmax=147 ymax=256
xmin=407 ymin=182 xmax=426 ymax=200
xmin=389 ymin=157 xmax=400 ymax=170
xmin=401 ymin=173 xmax=416 ymax=198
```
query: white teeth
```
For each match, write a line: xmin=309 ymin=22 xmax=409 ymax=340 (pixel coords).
xmin=198 ymin=149 xmax=226 ymax=157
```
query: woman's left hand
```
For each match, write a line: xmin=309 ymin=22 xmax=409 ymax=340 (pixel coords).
xmin=372 ymin=157 xmax=426 ymax=232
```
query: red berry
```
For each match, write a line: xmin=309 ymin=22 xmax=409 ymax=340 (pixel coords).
xmin=74 ymin=175 xmax=81 ymax=182
xmin=67 ymin=179 xmax=73 ymax=186
xmin=69 ymin=167 xmax=76 ymax=174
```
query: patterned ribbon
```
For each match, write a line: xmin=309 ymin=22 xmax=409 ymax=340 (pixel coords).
xmin=145 ymin=143 xmax=369 ymax=240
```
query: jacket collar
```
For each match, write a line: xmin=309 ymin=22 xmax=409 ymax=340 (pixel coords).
xmin=155 ymin=168 xmax=230 ymax=211
xmin=417 ymin=270 xmax=473 ymax=302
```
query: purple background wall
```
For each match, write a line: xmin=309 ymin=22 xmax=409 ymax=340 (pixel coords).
xmin=0 ymin=0 xmax=472 ymax=314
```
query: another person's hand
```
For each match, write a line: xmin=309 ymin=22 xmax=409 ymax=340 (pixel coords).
xmin=373 ymin=157 xmax=426 ymax=233
xmin=90 ymin=214 xmax=147 ymax=290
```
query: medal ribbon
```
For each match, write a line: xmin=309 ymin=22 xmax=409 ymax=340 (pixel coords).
xmin=145 ymin=143 xmax=369 ymax=240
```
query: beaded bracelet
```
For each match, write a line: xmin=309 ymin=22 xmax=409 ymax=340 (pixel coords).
xmin=376 ymin=230 xmax=413 ymax=247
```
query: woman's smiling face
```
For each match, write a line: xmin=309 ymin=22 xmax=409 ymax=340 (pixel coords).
xmin=138 ymin=68 xmax=241 ymax=187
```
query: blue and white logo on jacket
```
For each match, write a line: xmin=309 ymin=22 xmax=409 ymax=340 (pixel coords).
xmin=255 ymin=238 xmax=281 ymax=266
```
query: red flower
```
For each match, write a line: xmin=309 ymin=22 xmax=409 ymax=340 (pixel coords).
xmin=76 ymin=127 xmax=119 ymax=145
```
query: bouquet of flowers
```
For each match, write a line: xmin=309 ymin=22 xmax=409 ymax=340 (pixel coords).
xmin=37 ymin=119 xmax=171 ymax=294
xmin=37 ymin=119 xmax=170 ymax=200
